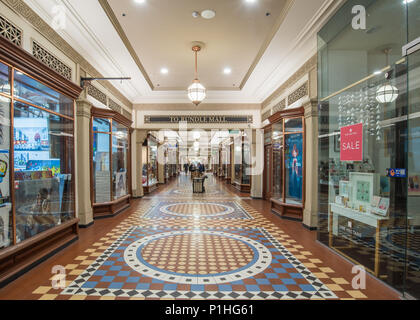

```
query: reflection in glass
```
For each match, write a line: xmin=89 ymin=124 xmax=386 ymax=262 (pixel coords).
xmin=272 ymin=122 xmax=283 ymax=201
xmin=143 ymin=137 xmax=158 ymax=187
xmin=13 ymin=70 xmax=74 ymax=117
xmin=0 ymin=62 xmax=10 ymax=95
xmin=93 ymin=118 xmax=110 ymax=133
xmin=13 ymin=102 xmax=74 ymax=243
xmin=234 ymin=136 xmax=242 ymax=183
xmin=112 ymin=130 xmax=128 ymax=200
xmin=285 ymin=118 xmax=303 ymax=132
xmin=93 ymin=132 xmax=110 ymax=203
xmin=0 ymin=97 xmax=12 ymax=249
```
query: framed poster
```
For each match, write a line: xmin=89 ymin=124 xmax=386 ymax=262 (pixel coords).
xmin=349 ymin=172 xmax=379 ymax=210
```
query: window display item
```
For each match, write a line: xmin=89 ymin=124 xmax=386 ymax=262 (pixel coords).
xmin=371 ymin=197 xmax=390 ymax=217
xmin=349 ymin=172 xmax=379 ymax=210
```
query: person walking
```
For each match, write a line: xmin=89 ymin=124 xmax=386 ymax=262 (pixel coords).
xmin=184 ymin=162 xmax=189 ymax=175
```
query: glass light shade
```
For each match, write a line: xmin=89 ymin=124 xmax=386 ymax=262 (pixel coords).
xmin=376 ymin=84 xmax=399 ymax=103
xmin=188 ymin=80 xmax=206 ymax=105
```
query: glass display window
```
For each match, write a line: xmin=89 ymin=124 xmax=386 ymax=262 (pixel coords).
xmin=0 ymin=40 xmax=82 ymax=287
xmin=0 ymin=95 xmax=11 ymax=249
xmin=0 ymin=62 xmax=10 ymax=95
xmin=233 ymin=133 xmax=251 ymax=192
xmin=14 ymin=101 xmax=75 ymax=242
xmin=317 ymin=0 xmax=420 ymax=299
xmin=13 ymin=70 xmax=74 ymax=117
xmin=142 ymin=134 xmax=158 ymax=193
xmin=268 ymin=111 xmax=305 ymax=220
xmin=0 ymin=59 xmax=77 ymax=246
xmin=91 ymin=108 xmax=131 ymax=215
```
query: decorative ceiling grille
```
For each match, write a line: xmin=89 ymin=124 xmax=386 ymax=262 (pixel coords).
xmin=273 ymin=99 xmax=286 ymax=113
xmin=0 ymin=15 xmax=22 ymax=46
xmin=262 ymin=110 xmax=271 ymax=121
xmin=108 ymin=98 xmax=122 ymax=114
xmin=32 ymin=41 xmax=72 ymax=81
xmin=288 ymin=82 xmax=308 ymax=106
xmin=122 ymin=109 xmax=132 ymax=120
xmin=87 ymin=84 xmax=107 ymax=106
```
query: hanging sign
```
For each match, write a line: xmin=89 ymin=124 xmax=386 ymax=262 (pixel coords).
xmin=340 ymin=123 xmax=363 ymax=162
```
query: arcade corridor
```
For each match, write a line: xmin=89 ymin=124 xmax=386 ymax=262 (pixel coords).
xmin=0 ymin=174 xmax=399 ymax=300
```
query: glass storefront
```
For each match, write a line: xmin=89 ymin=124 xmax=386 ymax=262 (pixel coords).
xmin=142 ymin=134 xmax=158 ymax=193
xmin=317 ymin=0 xmax=420 ymax=299
xmin=0 ymin=60 xmax=76 ymax=248
xmin=92 ymin=111 xmax=130 ymax=205
xmin=233 ymin=133 xmax=251 ymax=191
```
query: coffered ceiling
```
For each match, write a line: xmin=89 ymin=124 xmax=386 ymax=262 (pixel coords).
xmin=23 ymin=0 xmax=342 ymax=105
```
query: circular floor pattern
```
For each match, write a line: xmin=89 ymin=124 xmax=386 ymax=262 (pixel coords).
xmin=159 ymin=202 xmax=235 ymax=218
xmin=124 ymin=230 xmax=273 ymax=284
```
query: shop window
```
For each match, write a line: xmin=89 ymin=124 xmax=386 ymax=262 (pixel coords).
xmin=91 ymin=112 xmax=131 ymax=208
xmin=317 ymin=0 xmax=420 ymax=299
xmin=142 ymin=135 xmax=158 ymax=193
xmin=0 ymin=62 xmax=9 ymax=94
xmin=93 ymin=131 xmax=110 ymax=203
xmin=13 ymin=101 xmax=74 ymax=243
xmin=13 ymin=70 xmax=74 ymax=117
xmin=0 ymin=96 xmax=11 ymax=249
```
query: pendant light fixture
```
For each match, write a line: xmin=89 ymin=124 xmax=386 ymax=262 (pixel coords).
xmin=188 ymin=45 xmax=206 ymax=106
xmin=376 ymin=48 xmax=399 ymax=104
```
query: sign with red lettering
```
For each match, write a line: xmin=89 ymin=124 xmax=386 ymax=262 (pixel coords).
xmin=340 ymin=123 xmax=363 ymax=161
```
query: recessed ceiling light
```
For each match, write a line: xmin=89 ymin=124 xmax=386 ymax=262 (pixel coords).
xmin=201 ymin=9 xmax=216 ymax=19
xmin=245 ymin=0 xmax=257 ymax=3
xmin=223 ymin=67 xmax=232 ymax=75
xmin=134 ymin=0 xmax=146 ymax=4
xmin=161 ymin=68 xmax=169 ymax=74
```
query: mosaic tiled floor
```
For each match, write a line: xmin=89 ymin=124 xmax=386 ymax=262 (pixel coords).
xmin=143 ymin=201 xmax=253 ymax=220
xmin=30 ymin=176 xmax=370 ymax=300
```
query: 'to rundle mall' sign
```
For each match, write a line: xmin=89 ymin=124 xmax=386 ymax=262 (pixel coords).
xmin=340 ymin=123 xmax=363 ymax=162
xmin=144 ymin=115 xmax=253 ymax=124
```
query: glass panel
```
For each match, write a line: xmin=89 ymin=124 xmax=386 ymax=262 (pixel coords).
xmin=284 ymin=118 xmax=303 ymax=132
xmin=144 ymin=139 xmax=158 ymax=187
xmin=93 ymin=132 xmax=110 ymax=203
xmin=234 ymin=136 xmax=242 ymax=183
xmin=112 ymin=132 xmax=128 ymax=200
xmin=284 ymin=133 xmax=303 ymax=205
xmin=317 ymin=0 xmax=411 ymax=296
xmin=242 ymin=138 xmax=251 ymax=185
xmin=318 ymin=0 xmax=406 ymax=100
xmin=93 ymin=118 xmax=110 ymax=133
xmin=272 ymin=122 xmax=283 ymax=201
xmin=407 ymin=0 xmax=420 ymax=43
xmin=0 ymin=96 xmax=12 ymax=249
xmin=14 ymin=101 xmax=74 ymax=243
xmin=0 ymin=62 xmax=10 ymax=95
xmin=406 ymin=49 xmax=420 ymax=299
xmin=13 ymin=71 xmax=74 ymax=117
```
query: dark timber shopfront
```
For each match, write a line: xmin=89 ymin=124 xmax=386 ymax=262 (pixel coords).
xmin=317 ymin=0 xmax=420 ymax=299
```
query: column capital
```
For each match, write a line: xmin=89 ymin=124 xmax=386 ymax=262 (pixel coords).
xmin=304 ymin=99 xmax=318 ymax=119
xmin=136 ymin=129 xmax=148 ymax=144
xmin=76 ymin=98 xmax=93 ymax=119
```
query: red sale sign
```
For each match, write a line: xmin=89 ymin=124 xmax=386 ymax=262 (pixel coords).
xmin=340 ymin=123 xmax=363 ymax=162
